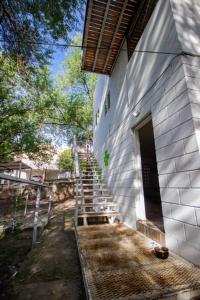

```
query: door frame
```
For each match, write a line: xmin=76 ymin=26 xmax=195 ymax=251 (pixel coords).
xmin=132 ymin=114 xmax=152 ymax=221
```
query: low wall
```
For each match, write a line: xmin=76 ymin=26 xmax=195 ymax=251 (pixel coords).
xmin=0 ymin=180 xmax=75 ymax=216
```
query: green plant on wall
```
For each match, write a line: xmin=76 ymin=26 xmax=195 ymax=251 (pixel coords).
xmin=104 ymin=150 xmax=110 ymax=167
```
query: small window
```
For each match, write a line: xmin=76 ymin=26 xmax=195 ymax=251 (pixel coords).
xmin=104 ymin=100 xmax=108 ymax=116
xmin=104 ymin=90 xmax=111 ymax=116
xmin=96 ymin=109 xmax=99 ymax=126
xmin=107 ymin=91 xmax=111 ymax=110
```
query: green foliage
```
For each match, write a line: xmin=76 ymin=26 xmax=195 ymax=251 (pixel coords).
xmin=0 ymin=2 xmax=90 ymax=163
xmin=0 ymin=0 xmax=85 ymax=67
xmin=0 ymin=55 xmax=56 ymax=162
xmin=57 ymin=149 xmax=74 ymax=172
xmin=104 ymin=150 xmax=110 ymax=167
xmin=51 ymin=34 xmax=97 ymax=144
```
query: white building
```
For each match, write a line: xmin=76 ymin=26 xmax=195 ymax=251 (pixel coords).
xmin=82 ymin=0 xmax=200 ymax=266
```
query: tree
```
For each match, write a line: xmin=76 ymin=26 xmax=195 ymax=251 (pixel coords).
xmin=0 ymin=1 xmax=86 ymax=162
xmin=57 ymin=149 xmax=74 ymax=173
xmin=49 ymin=34 xmax=97 ymax=144
xmin=0 ymin=54 xmax=56 ymax=162
xmin=0 ymin=32 xmax=96 ymax=162
xmin=0 ymin=0 xmax=85 ymax=67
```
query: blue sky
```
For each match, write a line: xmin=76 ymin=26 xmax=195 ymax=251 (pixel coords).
xmin=50 ymin=46 xmax=66 ymax=77
xmin=49 ymin=10 xmax=85 ymax=77
xmin=47 ymin=11 xmax=85 ymax=150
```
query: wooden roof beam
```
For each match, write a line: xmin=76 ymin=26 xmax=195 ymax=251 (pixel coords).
xmin=110 ymin=0 xmax=147 ymax=74
xmin=82 ymin=2 xmax=93 ymax=68
xmin=92 ymin=0 xmax=112 ymax=71
xmin=127 ymin=0 xmax=147 ymax=39
xmin=103 ymin=0 xmax=129 ymax=73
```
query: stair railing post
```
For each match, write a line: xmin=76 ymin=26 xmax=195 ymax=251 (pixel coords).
xmin=73 ymin=135 xmax=79 ymax=178
xmin=73 ymin=135 xmax=80 ymax=226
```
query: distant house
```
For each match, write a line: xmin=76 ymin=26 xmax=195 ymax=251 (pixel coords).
xmin=0 ymin=160 xmax=61 ymax=182
xmin=0 ymin=156 xmax=68 ymax=182
xmin=82 ymin=0 xmax=200 ymax=266
xmin=21 ymin=158 xmax=67 ymax=181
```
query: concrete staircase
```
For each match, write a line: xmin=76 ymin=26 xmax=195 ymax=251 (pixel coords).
xmin=75 ymin=152 xmax=119 ymax=226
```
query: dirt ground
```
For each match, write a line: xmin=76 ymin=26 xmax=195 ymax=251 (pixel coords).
xmin=2 ymin=198 xmax=86 ymax=300
xmin=0 ymin=228 xmax=33 ymax=297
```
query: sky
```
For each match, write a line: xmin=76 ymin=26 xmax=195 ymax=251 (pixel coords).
xmin=49 ymin=10 xmax=85 ymax=77
xmin=50 ymin=46 xmax=66 ymax=77
xmin=47 ymin=11 xmax=85 ymax=151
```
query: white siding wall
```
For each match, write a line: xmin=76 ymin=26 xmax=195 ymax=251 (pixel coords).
xmin=93 ymin=0 xmax=200 ymax=266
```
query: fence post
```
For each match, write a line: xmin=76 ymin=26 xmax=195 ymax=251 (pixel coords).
xmin=24 ymin=186 xmax=30 ymax=216
xmin=12 ymin=183 xmax=21 ymax=230
xmin=32 ymin=186 xmax=41 ymax=245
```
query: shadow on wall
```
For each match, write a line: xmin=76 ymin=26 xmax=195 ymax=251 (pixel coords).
xmin=93 ymin=0 xmax=200 ymax=265
xmin=172 ymin=0 xmax=200 ymax=55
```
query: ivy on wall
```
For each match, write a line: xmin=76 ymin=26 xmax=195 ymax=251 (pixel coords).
xmin=104 ymin=149 xmax=110 ymax=167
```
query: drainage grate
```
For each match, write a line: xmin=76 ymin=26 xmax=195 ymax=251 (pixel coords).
xmin=77 ymin=224 xmax=200 ymax=300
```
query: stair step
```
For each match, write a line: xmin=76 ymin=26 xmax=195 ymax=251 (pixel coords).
xmin=79 ymin=154 xmax=94 ymax=156
xmin=77 ymin=178 xmax=102 ymax=182
xmin=94 ymin=189 xmax=110 ymax=192
xmin=76 ymin=195 xmax=112 ymax=199
xmin=81 ymin=170 xmax=99 ymax=172
xmin=76 ymin=190 xmax=93 ymax=193
xmin=79 ymin=161 xmax=95 ymax=163
xmin=79 ymin=178 xmax=101 ymax=181
xmin=81 ymin=176 xmax=101 ymax=179
xmin=79 ymin=158 xmax=95 ymax=160
xmin=81 ymin=173 xmax=100 ymax=177
xmin=80 ymin=170 xmax=97 ymax=172
xmin=77 ymin=190 xmax=110 ymax=193
xmin=80 ymin=171 xmax=98 ymax=173
xmin=80 ymin=162 xmax=96 ymax=164
xmin=79 ymin=159 xmax=95 ymax=161
xmin=78 ymin=211 xmax=119 ymax=218
xmin=77 ymin=179 xmax=104 ymax=182
xmin=78 ymin=183 xmax=106 ymax=186
xmin=79 ymin=163 xmax=96 ymax=165
xmin=80 ymin=167 xmax=97 ymax=169
xmin=77 ymin=203 xmax=116 ymax=208
xmin=81 ymin=166 xmax=97 ymax=168
xmin=81 ymin=170 xmax=98 ymax=172
xmin=81 ymin=172 xmax=100 ymax=174
xmin=81 ymin=170 xmax=97 ymax=171
xmin=76 ymin=195 xmax=113 ymax=199
xmin=79 ymin=161 xmax=96 ymax=163
xmin=81 ymin=173 xmax=99 ymax=176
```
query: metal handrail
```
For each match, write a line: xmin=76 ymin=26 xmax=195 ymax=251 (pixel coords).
xmin=73 ymin=135 xmax=80 ymax=226
xmin=0 ymin=173 xmax=49 ymax=187
xmin=0 ymin=173 xmax=52 ymax=246
xmin=73 ymin=135 xmax=80 ymax=178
